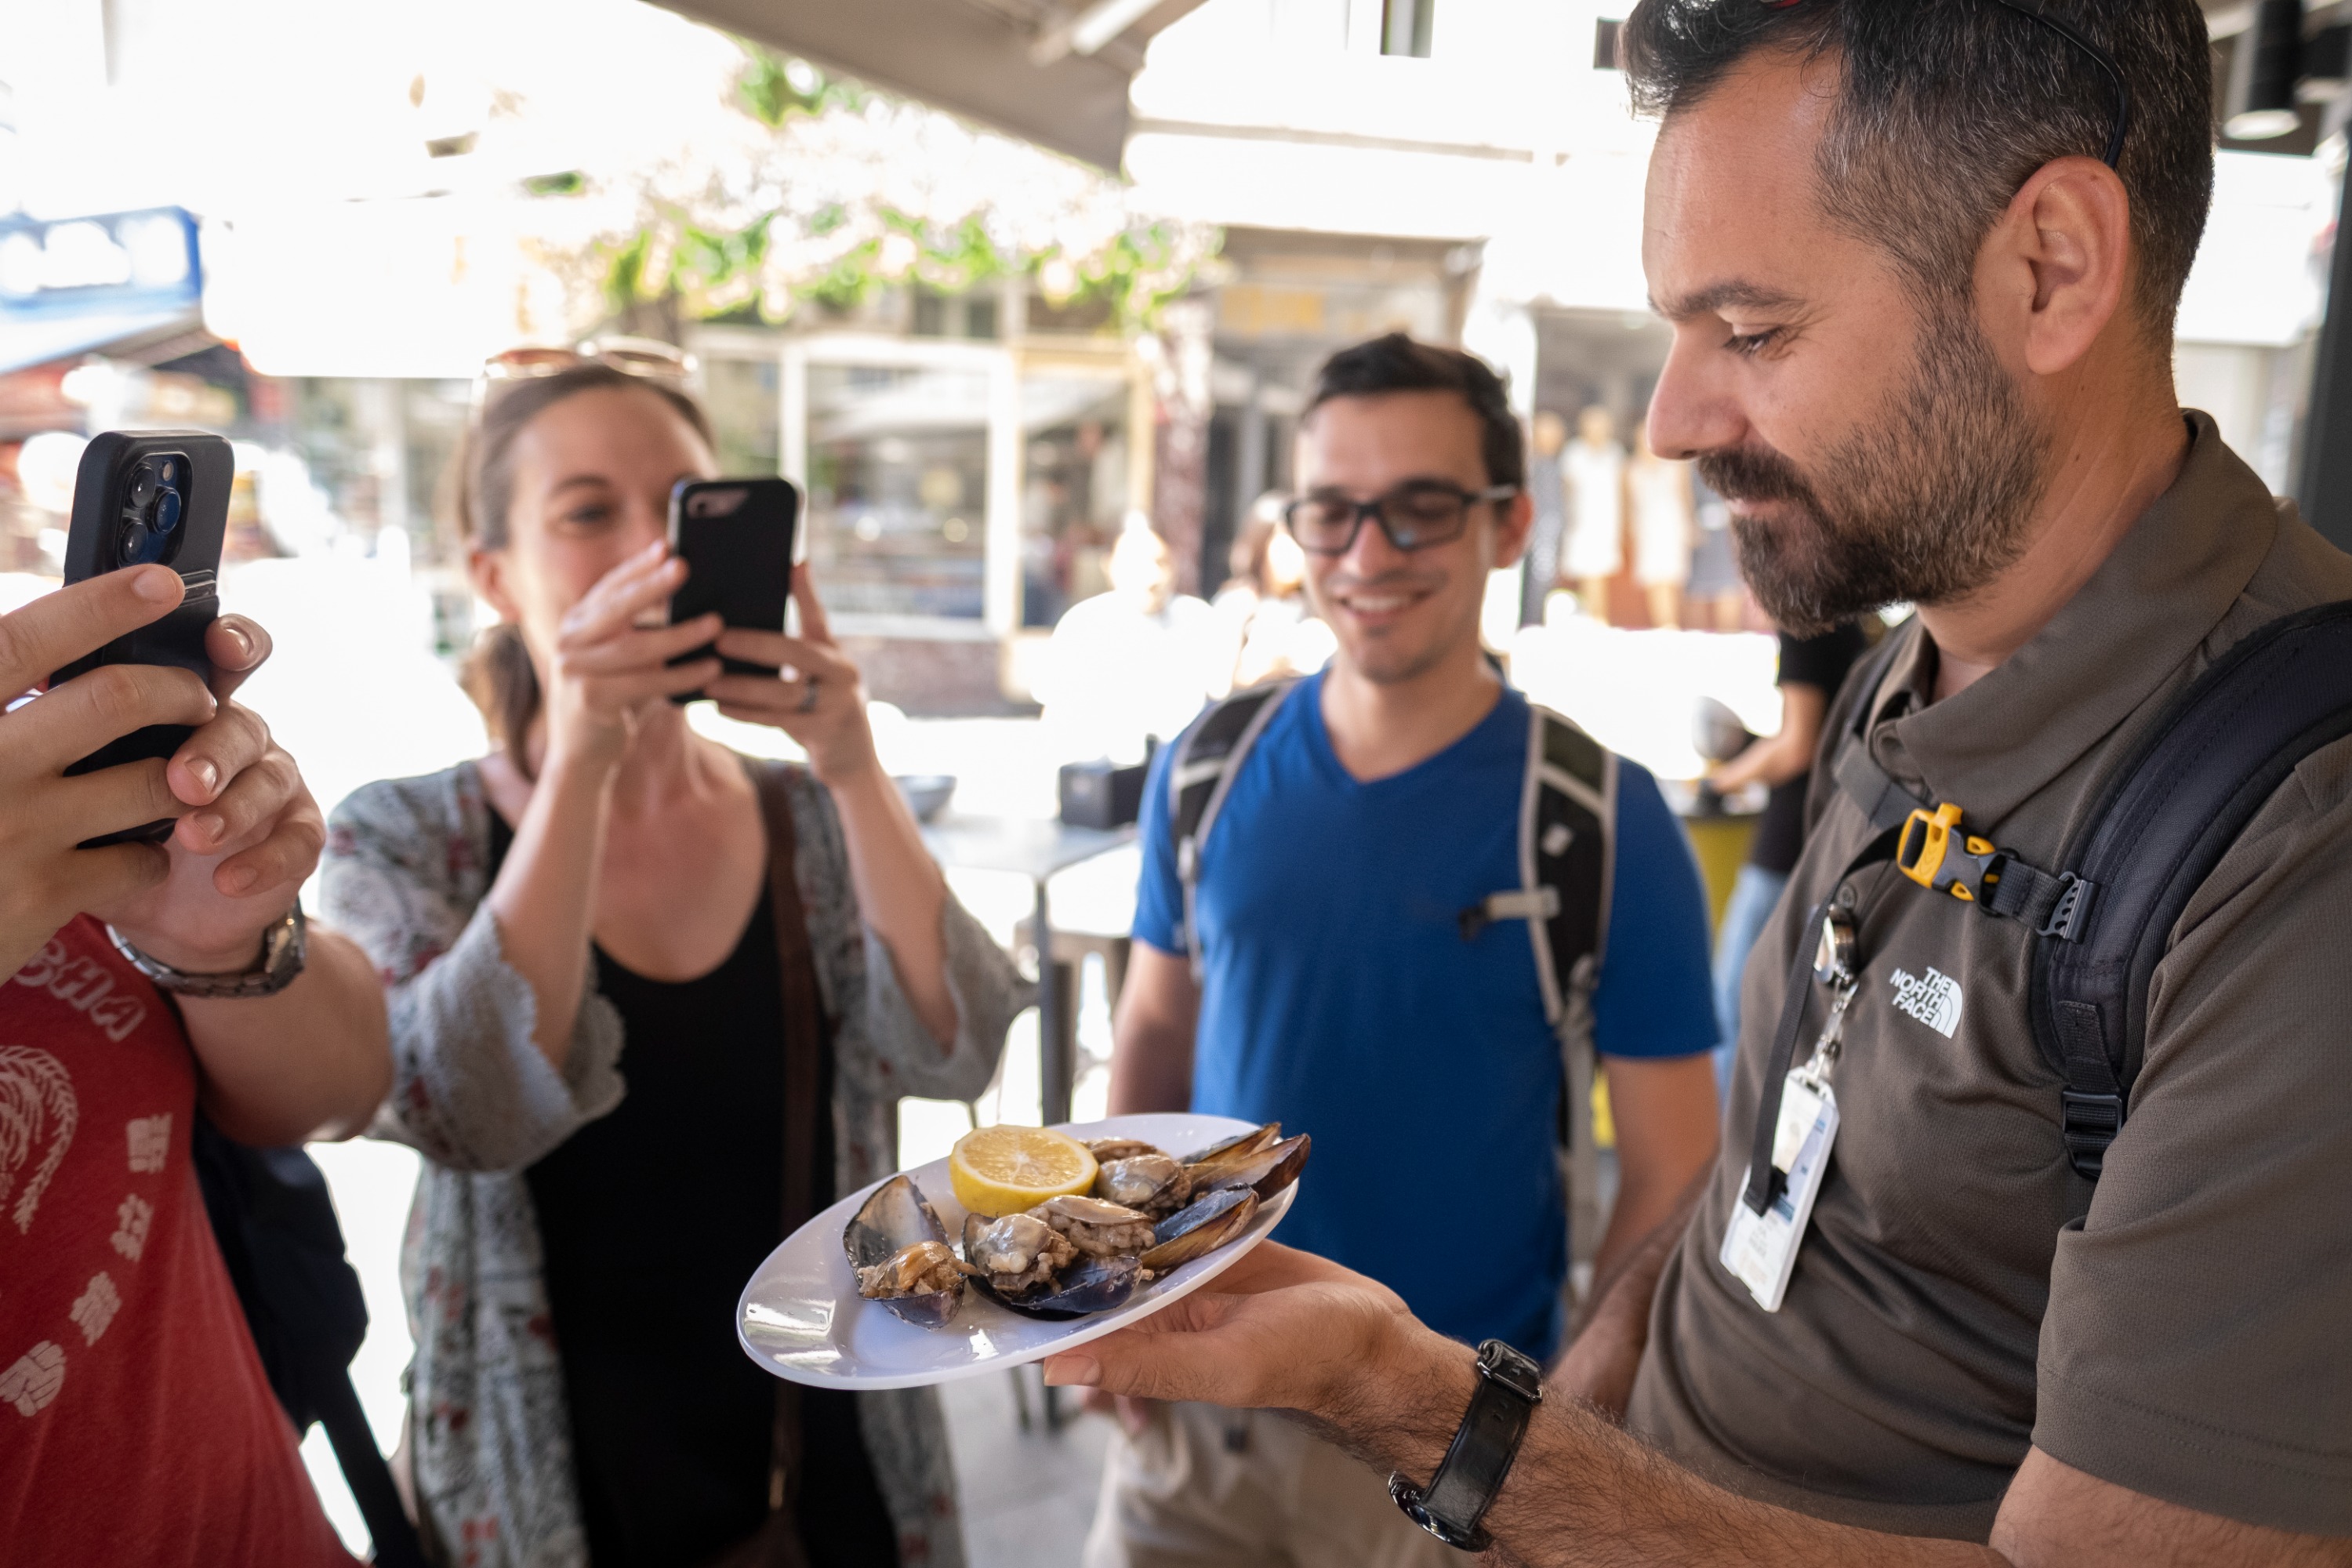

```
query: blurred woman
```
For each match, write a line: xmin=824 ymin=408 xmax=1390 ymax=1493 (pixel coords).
xmin=1036 ymin=518 xmax=1223 ymax=762
xmin=1627 ymin=419 xmax=1695 ymax=630
xmin=1213 ymin=495 xmax=1336 ymax=694
xmin=323 ymin=361 xmax=1022 ymax=1568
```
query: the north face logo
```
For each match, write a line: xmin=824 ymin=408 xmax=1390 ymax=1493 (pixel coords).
xmin=1889 ymin=967 xmax=1963 ymax=1039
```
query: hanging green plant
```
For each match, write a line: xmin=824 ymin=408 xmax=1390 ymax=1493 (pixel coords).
xmin=593 ymin=41 xmax=1219 ymax=335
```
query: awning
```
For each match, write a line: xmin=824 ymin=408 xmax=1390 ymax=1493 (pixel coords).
xmin=1 ymin=209 xmax=206 ymax=376
xmin=0 ymin=308 xmax=203 ymax=378
xmin=644 ymin=0 xmax=1209 ymax=169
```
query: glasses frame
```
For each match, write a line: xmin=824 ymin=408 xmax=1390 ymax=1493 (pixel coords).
xmin=1280 ymin=481 xmax=1520 ymax=557
xmin=1759 ymin=0 xmax=2130 ymax=169
xmin=1984 ymin=0 xmax=2131 ymax=169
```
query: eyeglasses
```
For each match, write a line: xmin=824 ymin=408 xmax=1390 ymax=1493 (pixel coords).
xmin=1760 ymin=0 xmax=2130 ymax=169
xmin=1281 ymin=481 xmax=1519 ymax=556
xmin=474 ymin=337 xmax=699 ymax=408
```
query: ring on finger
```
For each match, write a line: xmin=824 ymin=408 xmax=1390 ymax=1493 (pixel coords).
xmin=797 ymin=674 xmax=820 ymax=714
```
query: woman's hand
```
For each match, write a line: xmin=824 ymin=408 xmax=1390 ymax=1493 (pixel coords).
xmin=541 ymin=541 xmax=721 ymax=779
xmin=707 ymin=564 xmax=880 ymax=789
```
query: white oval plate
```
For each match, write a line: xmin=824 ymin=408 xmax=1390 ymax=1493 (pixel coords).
xmin=738 ymin=1113 xmax=1293 ymax=1391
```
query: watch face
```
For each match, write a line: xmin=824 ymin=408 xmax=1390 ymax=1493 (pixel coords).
xmin=262 ymin=907 xmax=304 ymax=973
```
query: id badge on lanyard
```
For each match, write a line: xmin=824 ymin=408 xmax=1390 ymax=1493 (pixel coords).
xmin=1720 ymin=909 xmax=1860 ymax=1312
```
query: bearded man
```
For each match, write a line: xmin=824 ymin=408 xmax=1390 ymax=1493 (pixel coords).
xmin=1044 ymin=2 xmax=2352 ymax=1564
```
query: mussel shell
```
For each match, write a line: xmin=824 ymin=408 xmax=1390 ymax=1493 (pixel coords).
xmin=972 ymin=1254 xmax=1142 ymax=1321
xmin=844 ymin=1174 xmax=951 ymax=1266
xmin=1190 ymin=1133 xmax=1309 ymax=1200
xmin=1085 ymin=1138 xmax=1167 ymax=1162
xmin=1184 ymin=1123 xmax=1280 ymax=1172
xmin=844 ymin=1174 xmax=965 ymax=1326
xmin=1034 ymin=1194 xmax=1153 ymax=1226
xmin=1098 ymin=1153 xmax=1189 ymax=1212
xmin=1139 ymin=1186 xmax=1260 ymax=1272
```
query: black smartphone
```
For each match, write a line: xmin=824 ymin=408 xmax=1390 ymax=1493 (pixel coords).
xmin=667 ymin=477 xmax=800 ymax=704
xmin=50 ymin=430 xmax=232 ymax=846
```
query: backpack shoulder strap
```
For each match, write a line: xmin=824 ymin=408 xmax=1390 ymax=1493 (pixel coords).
xmin=1518 ymin=705 xmax=1617 ymax=1289
xmin=1520 ymin=704 xmax=1617 ymax=1028
xmin=1170 ymin=680 xmax=1298 ymax=978
xmin=190 ymin=1115 xmax=428 ymax=1566
xmin=1827 ymin=622 xmax=1927 ymax=833
xmin=2035 ymin=599 xmax=2352 ymax=1179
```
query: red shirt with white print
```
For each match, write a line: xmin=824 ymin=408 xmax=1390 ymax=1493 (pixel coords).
xmin=0 ymin=916 xmax=354 ymax=1566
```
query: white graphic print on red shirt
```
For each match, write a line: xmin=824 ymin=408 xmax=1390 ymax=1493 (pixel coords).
xmin=0 ymin=916 xmax=353 ymax=1566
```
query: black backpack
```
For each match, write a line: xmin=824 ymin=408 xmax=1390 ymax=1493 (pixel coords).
xmin=1828 ymin=601 xmax=2352 ymax=1181
xmin=191 ymin=1114 xmax=427 ymax=1567
xmin=1166 ymin=678 xmax=1622 ymax=1272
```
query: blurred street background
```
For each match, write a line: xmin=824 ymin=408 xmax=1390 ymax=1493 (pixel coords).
xmin=5 ymin=0 xmax=2350 ymax=1557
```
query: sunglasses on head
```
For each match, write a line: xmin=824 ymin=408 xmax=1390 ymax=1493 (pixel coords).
xmin=474 ymin=337 xmax=700 ymax=409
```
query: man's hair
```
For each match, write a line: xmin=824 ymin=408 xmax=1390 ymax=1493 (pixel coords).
xmin=1621 ymin=0 xmax=2214 ymax=339
xmin=1306 ymin=333 xmax=1526 ymax=492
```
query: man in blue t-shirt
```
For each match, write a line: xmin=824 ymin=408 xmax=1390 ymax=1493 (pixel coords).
xmin=1083 ymin=335 xmax=1719 ymax=1568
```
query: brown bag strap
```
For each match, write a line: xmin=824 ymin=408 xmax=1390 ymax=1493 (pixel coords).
xmin=747 ymin=757 xmax=826 ymax=1568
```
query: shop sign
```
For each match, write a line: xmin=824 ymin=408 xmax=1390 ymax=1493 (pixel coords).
xmin=0 ymin=209 xmax=201 ymax=320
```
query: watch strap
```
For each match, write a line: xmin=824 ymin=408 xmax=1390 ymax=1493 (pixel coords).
xmin=1389 ymin=1340 xmax=1541 ymax=1552
xmin=109 ymin=905 xmax=307 ymax=999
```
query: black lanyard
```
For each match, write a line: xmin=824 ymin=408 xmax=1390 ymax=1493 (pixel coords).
xmin=1740 ymin=825 xmax=1902 ymax=1215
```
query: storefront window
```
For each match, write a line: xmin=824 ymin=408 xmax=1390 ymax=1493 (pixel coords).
xmin=804 ymin=362 xmax=989 ymax=621
xmin=700 ymin=354 xmax=781 ymax=477
xmin=1019 ymin=374 xmax=1131 ymax=628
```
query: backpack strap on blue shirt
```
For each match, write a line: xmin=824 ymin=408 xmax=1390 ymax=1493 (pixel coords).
xmin=1170 ymin=679 xmax=1298 ymax=981
xmin=1518 ymin=704 xmax=1617 ymax=1281
xmin=1519 ymin=705 xmax=1617 ymax=1031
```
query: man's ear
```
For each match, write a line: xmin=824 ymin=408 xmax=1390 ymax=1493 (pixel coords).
xmin=1982 ymin=155 xmax=2134 ymax=379
xmin=1490 ymin=489 xmax=1537 ymax=571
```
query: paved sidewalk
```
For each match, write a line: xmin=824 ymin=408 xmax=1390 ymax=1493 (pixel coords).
xmin=942 ymin=1367 xmax=1111 ymax=1567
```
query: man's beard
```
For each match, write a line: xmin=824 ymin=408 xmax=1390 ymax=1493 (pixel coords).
xmin=1700 ymin=308 xmax=2050 ymax=635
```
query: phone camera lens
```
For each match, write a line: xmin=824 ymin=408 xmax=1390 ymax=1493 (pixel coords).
xmin=118 ymin=524 xmax=152 ymax=565
xmin=150 ymin=486 xmax=183 ymax=536
xmin=130 ymin=466 xmax=160 ymax=507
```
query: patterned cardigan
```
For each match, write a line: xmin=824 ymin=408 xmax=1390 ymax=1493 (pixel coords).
xmin=321 ymin=759 xmax=1023 ymax=1568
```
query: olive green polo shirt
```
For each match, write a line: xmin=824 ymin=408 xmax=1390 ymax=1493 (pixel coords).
xmin=1628 ymin=415 xmax=2352 ymax=1541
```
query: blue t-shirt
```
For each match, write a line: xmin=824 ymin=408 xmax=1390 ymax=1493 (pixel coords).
xmin=1134 ymin=674 xmax=1715 ymax=1360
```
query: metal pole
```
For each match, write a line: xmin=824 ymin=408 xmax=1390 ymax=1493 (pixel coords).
xmin=1034 ymin=879 xmax=1074 ymax=1128
xmin=2298 ymin=151 xmax=2352 ymax=552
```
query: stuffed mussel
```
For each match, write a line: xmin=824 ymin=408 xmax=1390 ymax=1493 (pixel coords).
xmin=845 ymin=1175 xmax=974 ymax=1325
xmin=963 ymin=1211 xmax=1142 ymax=1319
xmin=851 ymin=1126 xmax=1309 ymax=1330
xmin=1094 ymin=1152 xmax=1193 ymax=1217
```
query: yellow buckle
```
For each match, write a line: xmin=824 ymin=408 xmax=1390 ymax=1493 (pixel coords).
xmin=1897 ymin=804 xmax=1998 ymax=902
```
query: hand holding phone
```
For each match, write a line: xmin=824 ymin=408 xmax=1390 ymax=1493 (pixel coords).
xmin=49 ymin=430 xmax=232 ymax=843
xmin=666 ymin=477 xmax=800 ymax=703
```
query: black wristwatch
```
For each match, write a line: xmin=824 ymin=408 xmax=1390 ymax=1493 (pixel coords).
xmin=109 ymin=905 xmax=307 ymax=999
xmin=1388 ymin=1339 xmax=1544 ymax=1552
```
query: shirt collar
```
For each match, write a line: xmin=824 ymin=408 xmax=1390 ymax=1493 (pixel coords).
xmin=1861 ymin=412 xmax=2279 ymax=834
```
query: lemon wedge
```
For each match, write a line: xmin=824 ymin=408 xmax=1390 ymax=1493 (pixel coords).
xmin=949 ymin=1126 xmax=1098 ymax=1218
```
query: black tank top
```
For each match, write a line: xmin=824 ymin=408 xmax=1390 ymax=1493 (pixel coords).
xmin=489 ymin=808 xmax=898 ymax=1568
